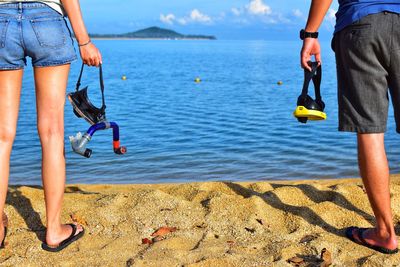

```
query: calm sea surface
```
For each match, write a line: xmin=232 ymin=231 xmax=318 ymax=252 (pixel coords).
xmin=10 ymin=40 xmax=400 ymax=184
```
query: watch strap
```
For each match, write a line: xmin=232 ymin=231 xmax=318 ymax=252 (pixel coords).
xmin=300 ymin=29 xmax=319 ymax=40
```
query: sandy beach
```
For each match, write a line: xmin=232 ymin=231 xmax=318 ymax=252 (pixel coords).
xmin=2 ymin=175 xmax=400 ymax=266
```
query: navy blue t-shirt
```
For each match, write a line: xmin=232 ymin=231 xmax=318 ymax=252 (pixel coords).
xmin=335 ymin=1 xmax=400 ymax=33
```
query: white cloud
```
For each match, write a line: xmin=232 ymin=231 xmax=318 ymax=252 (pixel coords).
xmin=327 ymin=9 xmax=336 ymax=21
xmin=325 ymin=9 xmax=337 ymax=27
xmin=293 ymin=9 xmax=303 ymax=18
xmin=275 ymin=13 xmax=291 ymax=24
xmin=160 ymin=9 xmax=213 ymax=25
xmin=190 ymin=9 xmax=212 ymax=23
xmin=246 ymin=0 xmax=272 ymax=15
xmin=177 ymin=18 xmax=188 ymax=25
xmin=160 ymin=13 xmax=176 ymax=25
xmin=230 ymin=0 xmax=287 ymax=25
xmin=231 ymin=7 xmax=241 ymax=16
xmin=229 ymin=1 xmax=295 ymax=25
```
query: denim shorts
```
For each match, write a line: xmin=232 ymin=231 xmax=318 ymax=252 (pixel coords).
xmin=332 ymin=12 xmax=400 ymax=133
xmin=0 ymin=2 xmax=76 ymax=69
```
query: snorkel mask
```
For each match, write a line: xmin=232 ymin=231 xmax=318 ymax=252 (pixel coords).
xmin=293 ymin=61 xmax=327 ymax=123
xmin=68 ymin=63 xmax=127 ymax=158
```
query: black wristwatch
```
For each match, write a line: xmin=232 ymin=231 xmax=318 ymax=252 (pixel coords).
xmin=300 ymin=29 xmax=319 ymax=40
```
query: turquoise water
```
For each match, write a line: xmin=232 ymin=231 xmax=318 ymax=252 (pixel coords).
xmin=10 ymin=40 xmax=400 ymax=184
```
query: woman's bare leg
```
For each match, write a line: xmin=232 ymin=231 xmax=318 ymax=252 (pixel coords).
xmin=0 ymin=69 xmax=23 ymax=241
xmin=34 ymin=65 xmax=82 ymax=246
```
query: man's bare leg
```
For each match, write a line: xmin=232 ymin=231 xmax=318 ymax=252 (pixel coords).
xmin=350 ymin=133 xmax=398 ymax=250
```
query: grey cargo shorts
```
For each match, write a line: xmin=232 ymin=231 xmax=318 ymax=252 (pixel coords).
xmin=332 ymin=11 xmax=400 ymax=133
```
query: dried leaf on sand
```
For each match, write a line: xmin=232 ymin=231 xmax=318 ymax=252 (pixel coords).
xmin=287 ymin=256 xmax=305 ymax=266
xmin=141 ymin=226 xmax=177 ymax=245
xmin=142 ymin=238 xmax=153 ymax=245
xmin=151 ymin=226 xmax=177 ymax=237
xmin=70 ymin=213 xmax=88 ymax=226
xmin=320 ymin=248 xmax=332 ymax=266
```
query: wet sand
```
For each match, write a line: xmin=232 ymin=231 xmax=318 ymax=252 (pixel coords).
xmin=2 ymin=175 xmax=400 ymax=266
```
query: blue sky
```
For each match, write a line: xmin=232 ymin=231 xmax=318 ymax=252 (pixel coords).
xmin=80 ymin=0 xmax=339 ymax=40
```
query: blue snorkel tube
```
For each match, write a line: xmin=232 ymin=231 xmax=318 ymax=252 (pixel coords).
xmin=68 ymin=64 xmax=127 ymax=158
xmin=69 ymin=122 xmax=127 ymax=158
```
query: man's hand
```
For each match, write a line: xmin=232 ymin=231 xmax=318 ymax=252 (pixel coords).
xmin=301 ymin=38 xmax=321 ymax=71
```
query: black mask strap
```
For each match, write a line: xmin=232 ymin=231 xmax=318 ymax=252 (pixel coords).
xmin=75 ymin=63 xmax=84 ymax=91
xmin=99 ymin=64 xmax=106 ymax=112
xmin=75 ymin=63 xmax=106 ymax=112
xmin=301 ymin=61 xmax=321 ymax=100
xmin=313 ymin=64 xmax=322 ymax=102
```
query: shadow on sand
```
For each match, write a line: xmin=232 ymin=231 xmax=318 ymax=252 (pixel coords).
xmin=224 ymin=182 xmax=375 ymax=238
xmin=6 ymin=185 xmax=100 ymax=242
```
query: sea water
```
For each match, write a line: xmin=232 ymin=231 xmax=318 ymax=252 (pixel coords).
xmin=10 ymin=40 xmax=400 ymax=184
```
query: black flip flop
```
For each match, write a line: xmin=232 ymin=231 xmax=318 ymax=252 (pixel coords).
xmin=345 ymin=226 xmax=398 ymax=254
xmin=0 ymin=227 xmax=7 ymax=249
xmin=42 ymin=224 xmax=84 ymax=252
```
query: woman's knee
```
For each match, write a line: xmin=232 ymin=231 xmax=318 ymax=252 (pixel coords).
xmin=0 ymin=126 xmax=17 ymax=144
xmin=37 ymin=119 xmax=64 ymax=141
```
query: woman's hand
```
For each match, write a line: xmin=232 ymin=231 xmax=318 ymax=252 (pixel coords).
xmin=79 ymin=42 xmax=102 ymax=67
xmin=300 ymin=38 xmax=321 ymax=71
xmin=61 ymin=0 xmax=102 ymax=66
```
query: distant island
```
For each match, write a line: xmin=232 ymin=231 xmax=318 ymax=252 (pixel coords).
xmin=89 ymin=26 xmax=216 ymax=40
